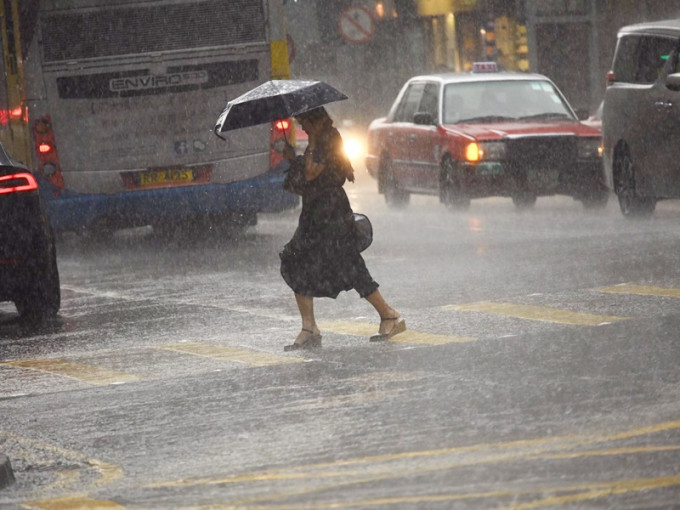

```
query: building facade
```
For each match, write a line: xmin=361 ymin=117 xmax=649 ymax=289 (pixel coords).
xmin=284 ymin=0 xmax=680 ymax=124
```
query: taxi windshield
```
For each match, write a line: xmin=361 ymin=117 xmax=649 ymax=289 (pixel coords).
xmin=443 ymin=80 xmax=575 ymax=124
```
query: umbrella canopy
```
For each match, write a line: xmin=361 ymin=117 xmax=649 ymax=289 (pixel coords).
xmin=214 ymin=80 xmax=347 ymax=136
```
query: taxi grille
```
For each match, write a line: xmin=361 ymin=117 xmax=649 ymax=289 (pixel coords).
xmin=506 ymin=136 xmax=576 ymax=172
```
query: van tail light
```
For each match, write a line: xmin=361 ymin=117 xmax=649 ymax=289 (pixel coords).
xmin=33 ymin=116 xmax=64 ymax=191
xmin=0 ymin=172 xmax=38 ymax=194
xmin=606 ymin=71 xmax=616 ymax=87
xmin=270 ymin=119 xmax=292 ymax=170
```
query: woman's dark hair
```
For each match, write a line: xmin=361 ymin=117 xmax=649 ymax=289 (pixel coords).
xmin=297 ymin=106 xmax=331 ymax=125
xmin=299 ymin=106 xmax=354 ymax=182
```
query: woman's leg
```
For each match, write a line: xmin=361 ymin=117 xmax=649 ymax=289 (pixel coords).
xmin=294 ymin=293 xmax=321 ymax=342
xmin=365 ymin=289 xmax=403 ymax=335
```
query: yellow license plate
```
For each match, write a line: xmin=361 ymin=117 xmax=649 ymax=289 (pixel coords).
xmin=140 ymin=168 xmax=194 ymax=187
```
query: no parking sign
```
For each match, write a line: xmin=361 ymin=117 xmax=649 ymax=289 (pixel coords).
xmin=338 ymin=6 xmax=375 ymax=44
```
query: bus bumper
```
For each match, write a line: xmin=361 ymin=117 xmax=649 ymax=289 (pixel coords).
xmin=40 ymin=169 xmax=299 ymax=233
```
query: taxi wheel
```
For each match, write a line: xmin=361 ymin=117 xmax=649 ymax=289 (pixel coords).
xmin=380 ymin=158 xmax=410 ymax=209
xmin=580 ymin=190 xmax=609 ymax=210
xmin=512 ymin=193 xmax=537 ymax=210
xmin=615 ymin=148 xmax=656 ymax=218
xmin=440 ymin=158 xmax=470 ymax=210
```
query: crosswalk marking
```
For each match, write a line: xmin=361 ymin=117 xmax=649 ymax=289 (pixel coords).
xmin=2 ymin=359 xmax=142 ymax=385
xmin=598 ymin=283 xmax=680 ymax=299
xmin=22 ymin=496 xmax=124 ymax=510
xmin=154 ymin=342 xmax=304 ymax=366
xmin=318 ymin=321 xmax=476 ymax=344
xmin=444 ymin=302 xmax=629 ymax=326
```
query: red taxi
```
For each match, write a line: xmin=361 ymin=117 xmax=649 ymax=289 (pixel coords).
xmin=366 ymin=64 xmax=607 ymax=210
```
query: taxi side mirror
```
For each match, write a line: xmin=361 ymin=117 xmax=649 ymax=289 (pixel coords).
xmin=413 ymin=112 xmax=435 ymax=125
xmin=666 ymin=73 xmax=680 ymax=91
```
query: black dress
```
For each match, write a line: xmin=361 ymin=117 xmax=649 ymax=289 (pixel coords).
xmin=280 ymin=126 xmax=378 ymax=299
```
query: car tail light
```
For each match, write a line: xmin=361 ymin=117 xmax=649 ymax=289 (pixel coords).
xmin=606 ymin=71 xmax=616 ymax=87
xmin=0 ymin=172 xmax=38 ymax=194
xmin=33 ymin=116 xmax=64 ymax=191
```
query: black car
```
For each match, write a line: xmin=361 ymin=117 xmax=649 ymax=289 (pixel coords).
xmin=0 ymin=143 xmax=60 ymax=318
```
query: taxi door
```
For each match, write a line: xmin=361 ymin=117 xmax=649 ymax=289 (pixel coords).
xmin=406 ymin=82 xmax=441 ymax=193
xmin=388 ymin=82 xmax=425 ymax=188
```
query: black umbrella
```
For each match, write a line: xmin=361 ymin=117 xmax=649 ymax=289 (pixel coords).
xmin=214 ymin=80 xmax=347 ymax=138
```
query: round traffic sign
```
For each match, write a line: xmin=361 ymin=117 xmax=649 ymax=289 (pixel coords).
xmin=338 ymin=6 xmax=375 ymax=44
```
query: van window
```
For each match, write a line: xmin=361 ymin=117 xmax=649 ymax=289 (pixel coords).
xmin=614 ymin=35 xmax=679 ymax=84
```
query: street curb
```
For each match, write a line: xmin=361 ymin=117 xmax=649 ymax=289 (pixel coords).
xmin=0 ymin=454 xmax=15 ymax=490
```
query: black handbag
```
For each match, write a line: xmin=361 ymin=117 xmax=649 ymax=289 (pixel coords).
xmin=353 ymin=213 xmax=373 ymax=252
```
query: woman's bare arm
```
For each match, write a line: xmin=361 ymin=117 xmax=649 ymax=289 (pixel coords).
xmin=304 ymin=146 xmax=325 ymax=180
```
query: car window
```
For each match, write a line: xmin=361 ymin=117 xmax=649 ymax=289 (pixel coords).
xmin=393 ymin=82 xmax=425 ymax=123
xmin=418 ymin=83 xmax=439 ymax=120
xmin=614 ymin=35 xmax=678 ymax=84
xmin=443 ymin=80 xmax=573 ymax=124
xmin=636 ymin=36 xmax=677 ymax=83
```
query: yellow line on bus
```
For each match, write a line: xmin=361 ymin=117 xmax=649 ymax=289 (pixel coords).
xmin=2 ymin=359 xmax=142 ymax=385
xmin=318 ymin=322 xmax=476 ymax=345
xmin=154 ymin=342 xmax=303 ymax=366
xmin=444 ymin=301 xmax=628 ymax=326
xmin=598 ymin=283 xmax=680 ymax=298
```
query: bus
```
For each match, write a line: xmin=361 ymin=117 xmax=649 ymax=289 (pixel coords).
xmin=0 ymin=0 xmax=297 ymax=237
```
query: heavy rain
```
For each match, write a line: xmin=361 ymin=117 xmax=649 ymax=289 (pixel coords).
xmin=2 ymin=1 xmax=680 ymax=508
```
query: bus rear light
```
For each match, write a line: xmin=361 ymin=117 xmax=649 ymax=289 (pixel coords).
xmin=0 ymin=172 xmax=39 ymax=194
xmin=32 ymin=115 xmax=64 ymax=189
xmin=42 ymin=163 xmax=58 ymax=177
xmin=274 ymin=119 xmax=291 ymax=131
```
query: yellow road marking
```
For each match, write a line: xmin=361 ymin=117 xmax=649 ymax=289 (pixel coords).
xmin=598 ymin=283 xmax=680 ymax=298
xmin=170 ymin=474 xmax=680 ymax=510
xmin=21 ymin=495 xmax=124 ymax=510
xmin=444 ymin=301 xmax=628 ymax=326
xmin=498 ymin=474 xmax=680 ymax=510
xmin=318 ymin=321 xmax=475 ymax=344
xmin=154 ymin=342 xmax=303 ymax=366
xmin=149 ymin=420 xmax=680 ymax=490
xmin=2 ymin=359 xmax=141 ymax=385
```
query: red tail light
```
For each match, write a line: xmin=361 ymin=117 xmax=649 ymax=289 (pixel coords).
xmin=274 ymin=119 xmax=290 ymax=131
xmin=270 ymin=119 xmax=292 ymax=170
xmin=606 ymin=71 xmax=616 ymax=87
xmin=0 ymin=172 xmax=38 ymax=194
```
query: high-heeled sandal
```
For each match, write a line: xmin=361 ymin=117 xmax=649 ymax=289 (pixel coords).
xmin=369 ymin=317 xmax=406 ymax=342
xmin=284 ymin=328 xmax=322 ymax=351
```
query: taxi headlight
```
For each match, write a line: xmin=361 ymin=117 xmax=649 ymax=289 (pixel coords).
xmin=343 ymin=136 xmax=364 ymax=160
xmin=478 ymin=141 xmax=506 ymax=161
xmin=577 ymin=138 xmax=602 ymax=159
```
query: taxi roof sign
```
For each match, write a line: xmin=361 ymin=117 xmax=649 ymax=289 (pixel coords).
xmin=472 ymin=61 xmax=498 ymax=73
